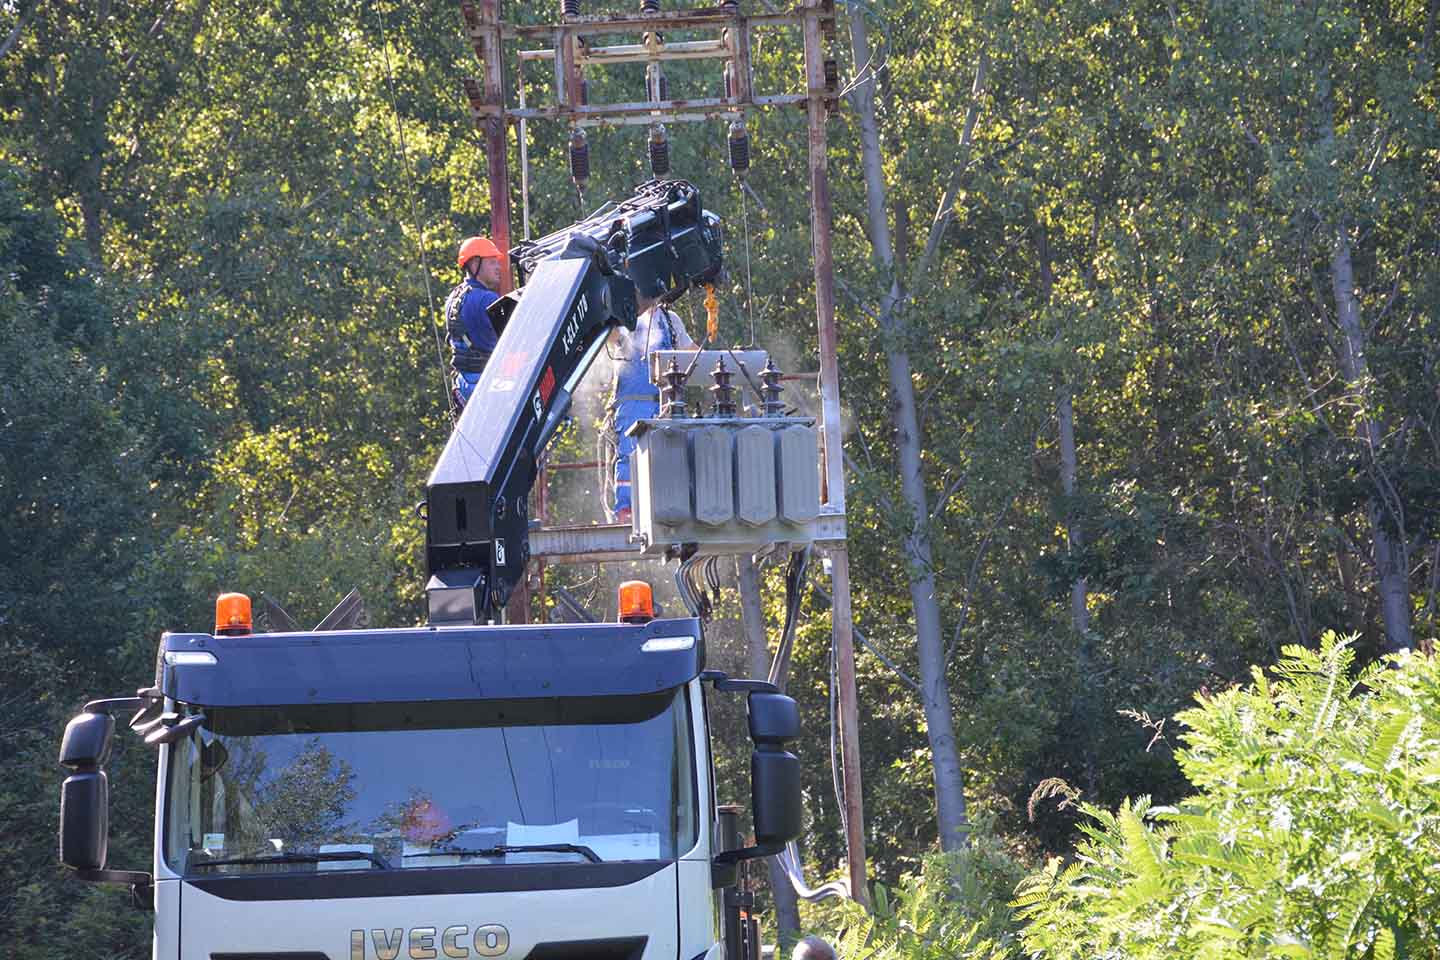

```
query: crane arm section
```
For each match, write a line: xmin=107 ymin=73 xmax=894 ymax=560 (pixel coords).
xmin=425 ymin=180 xmax=722 ymax=624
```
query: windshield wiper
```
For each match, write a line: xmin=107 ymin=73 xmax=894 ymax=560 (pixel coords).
xmin=405 ymin=843 xmax=602 ymax=864
xmin=192 ymin=850 xmax=391 ymax=870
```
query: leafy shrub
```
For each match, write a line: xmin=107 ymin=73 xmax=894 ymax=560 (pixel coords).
xmin=821 ymin=835 xmax=1029 ymax=960
xmin=1014 ymin=633 xmax=1440 ymax=958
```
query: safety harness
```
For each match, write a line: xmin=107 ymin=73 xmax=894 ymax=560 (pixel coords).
xmin=443 ymin=280 xmax=493 ymax=374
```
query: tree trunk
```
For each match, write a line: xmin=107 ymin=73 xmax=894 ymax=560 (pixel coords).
xmin=737 ymin=556 xmax=802 ymax=942
xmin=1330 ymin=228 xmax=1414 ymax=653
xmin=1039 ymin=229 xmax=1096 ymax=791
xmin=1035 ymin=228 xmax=1088 ymax=635
xmin=1057 ymin=387 xmax=1089 ymax=634
xmin=847 ymin=6 xmax=969 ymax=852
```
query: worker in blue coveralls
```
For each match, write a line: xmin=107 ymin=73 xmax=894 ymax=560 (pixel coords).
xmin=445 ymin=236 xmax=504 ymax=410
xmin=610 ymin=295 xmax=696 ymax=522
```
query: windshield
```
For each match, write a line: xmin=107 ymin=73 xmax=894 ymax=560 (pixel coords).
xmin=164 ymin=689 xmax=695 ymax=875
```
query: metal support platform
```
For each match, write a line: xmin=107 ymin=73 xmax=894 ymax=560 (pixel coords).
xmin=529 ymin=523 xmax=637 ymax=564
xmin=528 ymin=509 xmax=845 ymax=566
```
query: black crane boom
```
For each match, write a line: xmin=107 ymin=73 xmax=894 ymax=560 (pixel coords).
xmin=424 ymin=180 xmax=723 ymax=624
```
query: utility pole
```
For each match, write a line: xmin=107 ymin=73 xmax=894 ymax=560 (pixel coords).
xmin=802 ymin=0 xmax=869 ymax=906
xmin=459 ymin=0 xmax=869 ymax=903
xmin=478 ymin=0 xmax=513 ymax=294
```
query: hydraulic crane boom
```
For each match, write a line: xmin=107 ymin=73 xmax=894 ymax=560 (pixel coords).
xmin=424 ymin=179 xmax=723 ymax=624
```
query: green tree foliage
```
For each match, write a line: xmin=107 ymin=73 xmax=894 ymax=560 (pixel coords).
xmin=816 ymin=838 xmax=1027 ymax=960
xmin=0 ymin=162 xmax=155 ymax=650
xmin=0 ymin=643 xmax=153 ymax=959
xmin=2 ymin=0 xmax=1439 ymax=952
xmin=1014 ymin=634 xmax=1440 ymax=958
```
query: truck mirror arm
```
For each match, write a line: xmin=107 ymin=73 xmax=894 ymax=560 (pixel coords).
xmin=74 ymin=869 xmax=153 ymax=911
xmin=699 ymin=670 xmax=778 ymax=694
xmin=80 ymin=695 xmax=150 ymax=715
xmin=711 ymin=840 xmax=783 ymax=889
xmin=712 ymin=840 xmax=783 ymax=868
xmin=703 ymin=670 xmax=803 ymax=888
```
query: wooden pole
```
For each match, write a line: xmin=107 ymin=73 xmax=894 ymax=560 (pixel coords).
xmin=479 ymin=0 xmax=513 ymax=293
xmin=802 ymin=0 xmax=868 ymax=907
xmin=481 ymin=0 xmax=527 ymax=623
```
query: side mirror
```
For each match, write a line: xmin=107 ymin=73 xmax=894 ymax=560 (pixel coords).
xmin=58 ymin=712 xmax=115 ymax=870
xmin=748 ymin=692 xmax=800 ymax=743
xmin=712 ymin=687 xmax=804 ymax=877
xmin=747 ymin=693 xmax=802 ymax=847
xmin=57 ymin=707 xmax=153 ymax=906
xmin=59 ymin=768 xmax=109 ymax=870
xmin=60 ymin=712 xmax=115 ymax=768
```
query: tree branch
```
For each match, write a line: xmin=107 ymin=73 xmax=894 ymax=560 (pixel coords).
xmin=945 ymin=491 xmax=1015 ymax=663
xmin=812 ymin=584 xmax=921 ymax=694
xmin=913 ymin=50 xmax=990 ymax=286
xmin=121 ymin=0 xmax=179 ymax=78
xmin=0 ymin=0 xmax=39 ymax=61
xmin=835 ymin=276 xmax=881 ymax=323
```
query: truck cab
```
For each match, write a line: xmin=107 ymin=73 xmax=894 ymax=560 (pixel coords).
xmin=58 ymin=607 xmax=800 ymax=960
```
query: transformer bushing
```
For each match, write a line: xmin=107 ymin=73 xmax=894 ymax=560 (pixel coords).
xmin=728 ymin=121 xmax=750 ymax=175
xmin=759 ymin=357 xmax=785 ymax=416
xmin=569 ymin=128 xmax=590 ymax=183
xmin=710 ymin=357 xmax=736 ymax=417
xmin=649 ymin=124 xmax=671 ymax=176
xmin=660 ymin=358 xmax=689 ymax=418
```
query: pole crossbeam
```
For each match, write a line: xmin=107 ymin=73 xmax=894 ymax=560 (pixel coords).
xmin=466 ymin=94 xmax=805 ymax=123
xmin=500 ymin=9 xmax=814 ymax=39
xmin=519 ymin=38 xmax=731 ymax=64
xmin=462 ymin=0 xmax=831 ymax=128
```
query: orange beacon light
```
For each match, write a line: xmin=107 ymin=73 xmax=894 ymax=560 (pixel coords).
xmin=215 ymin=592 xmax=253 ymax=636
xmin=618 ymin=581 xmax=655 ymax=624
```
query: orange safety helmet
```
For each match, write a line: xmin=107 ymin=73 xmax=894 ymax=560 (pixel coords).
xmin=457 ymin=236 xmax=501 ymax=267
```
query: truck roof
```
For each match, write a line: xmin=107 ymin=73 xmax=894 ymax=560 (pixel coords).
xmin=158 ymin=618 xmax=704 ymax=708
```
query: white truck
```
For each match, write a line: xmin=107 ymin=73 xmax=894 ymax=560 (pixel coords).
xmin=57 ymin=180 xmax=804 ymax=960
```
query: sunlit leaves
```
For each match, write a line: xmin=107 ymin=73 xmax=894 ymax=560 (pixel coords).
xmin=1017 ymin=635 xmax=1440 ymax=958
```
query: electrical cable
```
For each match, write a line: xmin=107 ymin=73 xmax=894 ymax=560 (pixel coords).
xmin=766 ymin=548 xmax=810 ymax=689
xmin=676 ymin=554 xmax=708 ymax=618
xmin=830 ymin=631 xmax=848 ymax=844
xmin=835 ymin=0 xmax=893 ymax=100
xmin=517 ymin=53 xmax=532 ymax=240
xmin=705 ymin=555 xmax=721 ymax=597
xmin=752 ymin=550 xmax=857 ymax=904
xmin=776 ymin=842 xmax=850 ymax=901
xmin=680 ymin=554 xmax=716 ymax=622
xmin=372 ymin=0 xmax=455 ymax=421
